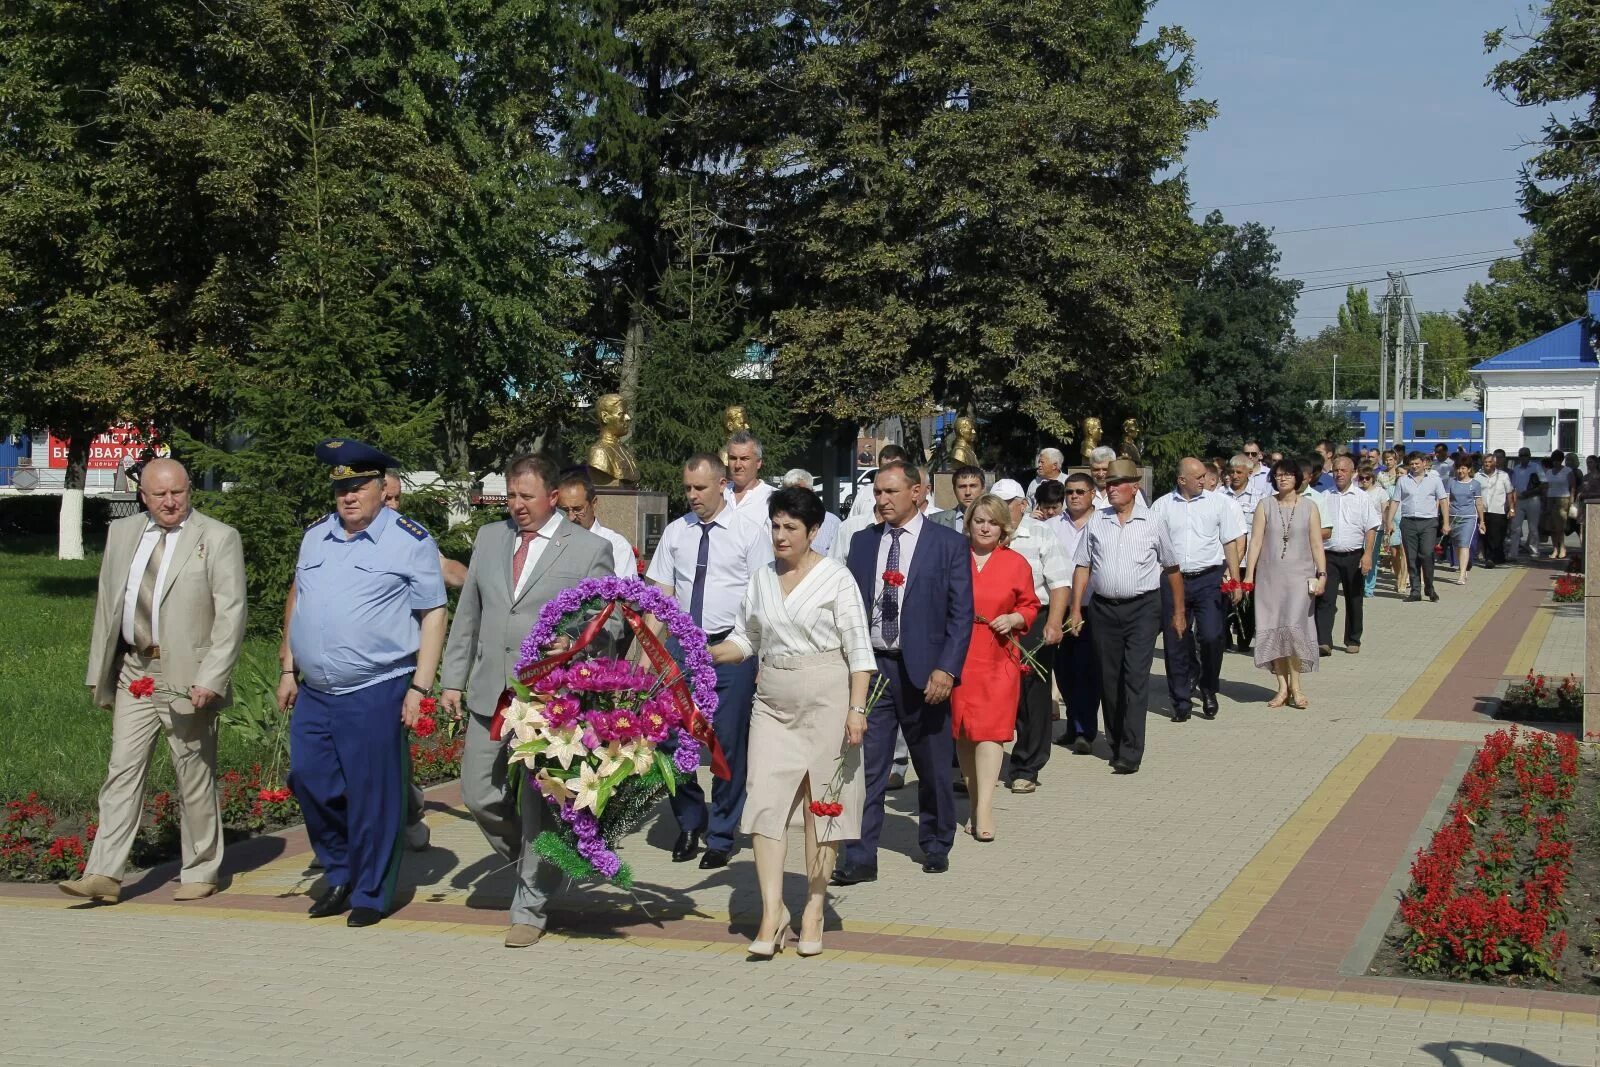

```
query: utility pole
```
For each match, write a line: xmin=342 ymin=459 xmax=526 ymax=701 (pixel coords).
xmin=1378 ymin=298 xmax=1389 ymax=452
xmin=1332 ymin=353 xmax=1339 ymax=404
xmin=1417 ymin=341 xmax=1428 ymax=401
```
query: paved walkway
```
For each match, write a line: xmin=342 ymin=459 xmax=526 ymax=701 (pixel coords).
xmin=3 ymin=558 xmax=1595 ymax=1066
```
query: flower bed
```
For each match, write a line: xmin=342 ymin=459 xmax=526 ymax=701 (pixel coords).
xmin=1554 ymin=574 xmax=1583 ymax=603
xmin=0 ymin=734 xmax=463 ymax=883
xmin=1392 ymin=727 xmax=1578 ymax=982
xmin=1496 ymin=672 xmax=1584 ymax=723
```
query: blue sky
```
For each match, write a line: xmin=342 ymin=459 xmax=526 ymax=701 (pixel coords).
xmin=1169 ymin=0 xmax=1550 ymax=338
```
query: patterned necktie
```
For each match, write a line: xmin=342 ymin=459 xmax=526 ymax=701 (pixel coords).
xmin=511 ymin=531 xmax=538 ymax=591
xmin=132 ymin=527 xmax=170 ymax=651
xmin=881 ymin=527 xmax=905 ymax=645
xmin=689 ymin=522 xmax=713 ymax=627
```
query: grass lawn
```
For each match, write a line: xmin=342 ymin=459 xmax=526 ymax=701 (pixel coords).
xmin=0 ymin=534 xmax=284 ymax=815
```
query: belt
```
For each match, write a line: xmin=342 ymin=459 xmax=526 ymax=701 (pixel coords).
xmin=1181 ymin=564 xmax=1223 ymax=579
xmin=124 ymin=643 xmax=161 ymax=659
xmin=1093 ymin=590 xmax=1155 ymax=606
xmin=1326 ymin=548 xmax=1363 ymax=555
xmin=873 ymin=648 xmax=903 ymax=659
xmin=706 ymin=628 xmax=733 ymax=644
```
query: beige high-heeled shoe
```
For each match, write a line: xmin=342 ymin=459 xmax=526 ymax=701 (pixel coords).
xmin=747 ymin=907 xmax=792 ymax=958
xmin=796 ymin=914 xmax=823 ymax=957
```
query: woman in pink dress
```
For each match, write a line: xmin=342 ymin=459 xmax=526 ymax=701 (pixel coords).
xmin=950 ymin=495 xmax=1039 ymax=842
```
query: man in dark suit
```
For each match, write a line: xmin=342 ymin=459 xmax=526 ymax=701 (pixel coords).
xmin=833 ymin=460 xmax=973 ymax=882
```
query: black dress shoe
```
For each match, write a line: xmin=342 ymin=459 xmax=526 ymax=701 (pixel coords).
xmin=921 ymin=854 xmax=949 ymax=874
xmin=1427 ymin=590 xmax=1440 ymax=602
xmin=346 ymin=907 xmax=382 ymax=928
xmin=830 ymin=862 xmax=878 ymax=886
xmin=1200 ymin=692 xmax=1219 ymax=720
xmin=1405 ymin=594 xmax=1422 ymax=603
xmin=670 ymin=831 xmax=701 ymax=863
xmin=1171 ymin=710 xmax=1190 ymax=723
xmin=1072 ymin=737 xmax=1093 ymax=754
xmin=698 ymin=848 xmax=730 ymax=870
xmin=1111 ymin=759 xmax=1141 ymax=775
xmin=307 ymin=884 xmax=351 ymax=918
xmin=952 ymin=779 xmax=968 ymax=794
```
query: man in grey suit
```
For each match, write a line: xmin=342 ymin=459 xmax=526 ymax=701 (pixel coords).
xmin=62 ymin=458 xmax=247 ymax=904
xmin=440 ymin=453 xmax=615 ymax=948
xmin=929 ymin=465 xmax=986 ymax=534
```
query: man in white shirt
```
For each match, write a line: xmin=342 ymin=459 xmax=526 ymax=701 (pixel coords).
xmin=1149 ymin=458 xmax=1245 ymax=722
xmin=779 ymin=468 xmax=841 ymax=556
xmin=1047 ymin=473 xmax=1101 ymax=753
xmin=1026 ymin=447 xmax=1069 ymax=506
xmin=989 ymin=479 xmax=1071 ymax=792
xmin=556 ymin=472 xmax=636 ymax=577
xmin=1315 ymin=456 xmax=1381 ymax=656
xmin=647 ymin=453 xmax=774 ymax=870
xmin=1474 ymin=452 xmax=1514 ymax=568
xmin=723 ymin=430 xmax=774 ymax=521
xmin=1067 ymin=460 xmax=1184 ymax=774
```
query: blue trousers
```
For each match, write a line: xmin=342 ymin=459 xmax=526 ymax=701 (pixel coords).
xmin=842 ymin=653 xmax=956 ymax=869
xmin=1160 ymin=566 xmax=1226 ymax=714
xmin=289 ymin=675 xmax=407 ymax=912
xmin=1052 ymin=620 xmax=1100 ymax=743
xmin=666 ymin=643 xmax=757 ymax=853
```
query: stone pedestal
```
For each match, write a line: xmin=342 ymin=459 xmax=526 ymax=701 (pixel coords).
xmin=932 ymin=473 xmax=957 ymax=510
xmin=593 ymin=487 xmax=670 ymax=562
xmin=1587 ymin=502 xmax=1600 ymax=739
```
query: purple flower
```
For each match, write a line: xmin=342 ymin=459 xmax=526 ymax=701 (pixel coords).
xmin=592 ymin=850 xmax=621 ymax=878
xmin=581 ymin=726 xmax=601 ymax=750
xmin=673 ymin=741 xmax=702 ymax=774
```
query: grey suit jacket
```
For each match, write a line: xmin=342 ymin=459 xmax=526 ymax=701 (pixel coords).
xmin=85 ymin=509 xmax=249 ymax=710
xmin=441 ymin=515 xmax=617 ymax=717
xmin=928 ymin=508 xmax=963 ymax=533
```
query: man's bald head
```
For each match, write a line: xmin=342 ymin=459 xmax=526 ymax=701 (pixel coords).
xmin=1176 ymin=457 xmax=1206 ymax=498
xmin=138 ymin=458 xmax=192 ymax=529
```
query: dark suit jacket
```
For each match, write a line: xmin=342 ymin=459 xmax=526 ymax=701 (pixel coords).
xmin=847 ymin=517 xmax=973 ymax=691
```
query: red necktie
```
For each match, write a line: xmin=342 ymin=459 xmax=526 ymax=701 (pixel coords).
xmin=511 ymin=531 xmax=538 ymax=589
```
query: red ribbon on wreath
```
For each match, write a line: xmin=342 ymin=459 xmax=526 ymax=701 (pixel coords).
xmin=490 ymin=601 xmax=730 ymax=781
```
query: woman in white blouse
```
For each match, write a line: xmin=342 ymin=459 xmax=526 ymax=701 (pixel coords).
xmin=711 ymin=487 xmax=874 ymax=958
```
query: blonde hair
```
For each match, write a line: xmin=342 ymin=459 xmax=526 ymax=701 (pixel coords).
xmin=965 ymin=493 xmax=1015 ymax=543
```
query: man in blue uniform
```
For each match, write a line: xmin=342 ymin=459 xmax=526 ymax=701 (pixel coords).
xmin=276 ymin=439 xmax=447 ymax=927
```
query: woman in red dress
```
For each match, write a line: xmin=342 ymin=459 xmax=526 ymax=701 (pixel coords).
xmin=951 ymin=494 xmax=1039 ymax=842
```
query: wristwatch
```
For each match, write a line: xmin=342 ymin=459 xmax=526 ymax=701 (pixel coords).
xmin=408 ymin=683 xmax=430 ymax=697
xmin=848 ymin=705 xmax=868 ymax=715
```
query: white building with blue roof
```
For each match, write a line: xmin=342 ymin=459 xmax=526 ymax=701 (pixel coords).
xmin=1471 ymin=290 xmax=1600 ymax=456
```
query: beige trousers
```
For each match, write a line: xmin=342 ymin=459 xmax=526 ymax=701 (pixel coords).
xmin=85 ymin=654 xmax=223 ymax=884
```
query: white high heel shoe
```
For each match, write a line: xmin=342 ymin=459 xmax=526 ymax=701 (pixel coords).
xmin=747 ymin=908 xmax=792 ymax=958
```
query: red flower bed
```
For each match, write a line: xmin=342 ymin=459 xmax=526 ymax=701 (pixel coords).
xmin=1 ymin=736 xmax=465 ymax=883
xmin=1399 ymin=726 xmax=1578 ymax=980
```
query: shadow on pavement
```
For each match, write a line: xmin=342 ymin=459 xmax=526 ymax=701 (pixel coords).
xmin=1418 ymin=1041 xmax=1565 ymax=1067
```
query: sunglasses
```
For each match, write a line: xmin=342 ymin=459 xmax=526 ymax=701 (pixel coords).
xmin=1065 ymin=488 xmax=1090 ymax=495
xmin=1243 ymin=450 xmax=1261 ymax=456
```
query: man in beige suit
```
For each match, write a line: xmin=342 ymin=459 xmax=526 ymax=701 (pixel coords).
xmin=440 ymin=452 xmax=615 ymax=948
xmin=62 ymin=459 xmax=247 ymax=903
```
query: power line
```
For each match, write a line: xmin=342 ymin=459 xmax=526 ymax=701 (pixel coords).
xmin=1208 ymin=176 xmax=1516 ymax=210
xmin=1282 ymin=247 xmax=1519 ymax=278
xmin=1276 ymin=205 xmax=1518 ymax=235
xmin=1297 ymin=257 xmax=1506 ymax=295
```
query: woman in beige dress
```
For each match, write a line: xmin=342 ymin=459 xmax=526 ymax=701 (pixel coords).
xmin=711 ymin=487 xmax=874 ymax=958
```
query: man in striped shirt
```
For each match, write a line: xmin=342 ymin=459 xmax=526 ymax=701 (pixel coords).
xmin=1066 ymin=460 xmax=1183 ymax=775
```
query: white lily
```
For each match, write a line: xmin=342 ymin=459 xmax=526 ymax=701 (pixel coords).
xmin=569 ymin=761 xmax=605 ymax=814
xmin=622 ymin=739 xmax=655 ymax=774
xmin=595 ymin=742 xmax=628 ymax=778
xmin=543 ymin=726 xmax=588 ymax=770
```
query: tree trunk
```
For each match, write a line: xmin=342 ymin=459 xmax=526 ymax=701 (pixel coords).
xmin=443 ymin=398 xmax=471 ymax=475
xmin=619 ymin=302 xmax=645 ymax=413
xmin=57 ymin=431 xmax=89 ymax=561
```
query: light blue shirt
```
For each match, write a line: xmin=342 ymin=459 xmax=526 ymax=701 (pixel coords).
xmin=1072 ymin=499 xmax=1178 ymax=600
xmin=290 ymin=506 xmax=447 ymax=695
xmin=1395 ymin=470 xmax=1449 ymax=520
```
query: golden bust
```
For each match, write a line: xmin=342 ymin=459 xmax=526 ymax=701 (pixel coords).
xmin=1079 ymin=416 xmax=1103 ymax=463
xmin=719 ymin=405 xmax=750 ymax=467
xmin=1118 ymin=417 xmax=1142 ymax=466
xmin=946 ymin=416 xmax=979 ymax=467
xmin=586 ymin=393 xmax=640 ymax=486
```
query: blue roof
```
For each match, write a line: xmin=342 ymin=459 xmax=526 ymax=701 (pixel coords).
xmin=1472 ymin=291 xmax=1599 ymax=372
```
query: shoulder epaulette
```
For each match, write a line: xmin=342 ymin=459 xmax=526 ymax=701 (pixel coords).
xmin=394 ymin=515 xmax=430 ymax=541
xmin=306 ymin=514 xmax=330 ymax=530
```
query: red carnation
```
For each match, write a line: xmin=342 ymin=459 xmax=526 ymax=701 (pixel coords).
xmin=412 ymin=716 xmax=438 ymax=738
xmin=882 ymin=570 xmax=905 ymax=587
xmin=128 ymin=676 xmax=156 ymax=699
xmin=809 ymin=801 xmax=827 ymax=817
xmin=419 ymin=696 xmax=437 ymax=717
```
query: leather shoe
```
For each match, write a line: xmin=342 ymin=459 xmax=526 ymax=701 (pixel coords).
xmin=830 ymin=862 xmax=878 ymax=886
xmin=1318 ymin=644 xmax=1333 ymax=657
xmin=1111 ymin=759 xmax=1141 ymax=775
xmin=921 ymin=854 xmax=949 ymax=874
xmin=1200 ymin=692 xmax=1219 ymax=720
xmin=887 ymin=771 xmax=907 ymax=790
xmin=1428 ymin=590 xmax=1440 ymax=602
xmin=1171 ymin=709 xmax=1190 ymax=723
xmin=308 ymin=884 xmax=352 ymax=918
xmin=504 ymin=923 xmax=544 ymax=948
xmin=58 ymin=874 xmax=120 ymax=904
xmin=1071 ymin=737 xmax=1093 ymax=754
xmin=670 ymin=831 xmax=701 ymax=863
xmin=172 ymin=882 xmax=217 ymax=902
xmin=346 ymin=907 xmax=382 ymax=928
xmin=1345 ymin=643 xmax=1360 ymax=655
xmin=698 ymin=848 xmax=730 ymax=870
xmin=1405 ymin=594 xmax=1422 ymax=603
